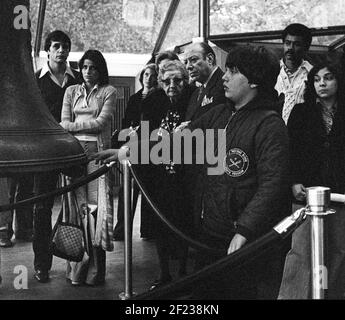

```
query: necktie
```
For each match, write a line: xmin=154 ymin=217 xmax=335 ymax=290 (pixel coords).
xmin=197 ymin=85 xmax=205 ymax=102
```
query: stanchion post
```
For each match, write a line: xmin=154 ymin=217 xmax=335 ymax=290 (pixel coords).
xmin=119 ymin=160 xmax=135 ymax=300
xmin=306 ymin=187 xmax=334 ymax=300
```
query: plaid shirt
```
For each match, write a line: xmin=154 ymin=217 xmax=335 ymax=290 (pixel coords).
xmin=317 ymin=98 xmax=338 ymax=134
xmin=275 ymin=59 xmax=313 ymax=124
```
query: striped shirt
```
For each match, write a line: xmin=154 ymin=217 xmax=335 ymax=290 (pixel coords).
xmin=317 ymin=98 xmax=338 ymax=134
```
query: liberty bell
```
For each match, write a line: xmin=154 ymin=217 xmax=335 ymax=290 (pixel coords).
xmin=0 ymin=0 xmax=86 ymax=176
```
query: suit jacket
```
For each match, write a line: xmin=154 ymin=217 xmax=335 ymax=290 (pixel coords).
xmin=185 ymin=67 xmax=226 ymax=122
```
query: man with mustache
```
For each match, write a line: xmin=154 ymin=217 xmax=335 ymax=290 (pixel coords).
xmin=275 ymin=23 xmax=313 ymax=124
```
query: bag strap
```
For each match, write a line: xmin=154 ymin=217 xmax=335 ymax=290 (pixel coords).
xmin=51 ymin=205 xmax=64 ymax=240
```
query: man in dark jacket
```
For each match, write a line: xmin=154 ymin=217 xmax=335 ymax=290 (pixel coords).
xmin=184 ymin=42 xmax=226 ymax=122
xmin=185 ymin=45 xmax=291 ymax=299
xmin=183 ymin=42 xmax=226 ymax=234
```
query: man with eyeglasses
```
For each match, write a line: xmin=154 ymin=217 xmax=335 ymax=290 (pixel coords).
xmin=275 ymin=23 xmax=313 ymax=124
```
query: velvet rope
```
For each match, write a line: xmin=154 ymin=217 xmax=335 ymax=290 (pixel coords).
xmin=129 ymin=163 xmax=224 ymax=255
xmin=131 ymin=230 xmax=281 ymax=299
xmin=0 ymin=164 xmax=112 ymax=212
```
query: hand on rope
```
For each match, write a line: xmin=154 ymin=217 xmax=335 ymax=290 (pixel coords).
xmin=91 ymin=146 xmax=130 ymax=165
xmin=228 ymin=233 xmax=247 ymax=255
xmin=92 ymin=149 xmax=119 ymax=164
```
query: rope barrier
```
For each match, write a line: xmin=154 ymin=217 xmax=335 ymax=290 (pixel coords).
xmin=131 ymin=206 xmax=307 ymax=300
xmin=0 ymin=162 xmax=115 ymax=213
xmin=132 ymin=230 xmax=280 ymax=299
xmin=129 ymin=163 xmax=224 ymax=255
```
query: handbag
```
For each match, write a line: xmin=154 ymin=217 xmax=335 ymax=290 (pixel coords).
xmin=51 ymin=188 xmax=86 ymax=262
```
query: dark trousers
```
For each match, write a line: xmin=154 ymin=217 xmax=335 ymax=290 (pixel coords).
xmin=182 ymin=165 xmax=204 ymax=236
xmin=114 ymin=164 xmax=155 ymax=239
xmin=0 ymin=175 xmax=34 ymax=241
xmin=192 ymin=231 xmax=257 ymax=300
xmin=8 ymin=174 xmax=34 ymax=238
xmin=32 ymin=171 xmax=59 ymax=272
xmin=113 ymin=181 xmax=139 ymax=238
xmin=192 ymin=230 xmax=287 ymax=300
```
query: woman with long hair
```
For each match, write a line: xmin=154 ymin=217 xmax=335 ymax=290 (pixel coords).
xmin=279 ymin=57 xmax=345 ymax=299
xmin=60 ymin=49 xmax=116 ymax=286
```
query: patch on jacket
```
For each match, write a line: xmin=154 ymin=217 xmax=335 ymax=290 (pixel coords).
xmin=224 ymin=148 xmax=249 ymax=177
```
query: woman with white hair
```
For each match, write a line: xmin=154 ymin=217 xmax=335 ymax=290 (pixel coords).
xmin=146 ymin=60 xmax=193 ymax=290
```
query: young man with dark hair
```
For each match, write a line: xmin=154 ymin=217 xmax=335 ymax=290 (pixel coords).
xmin=32 ymin=30 xmax=79 ymax=283
xmin=275 ymin=23 xmax=313 ymax=124
xmin=37 ymin=30 xmax=79 ymax=122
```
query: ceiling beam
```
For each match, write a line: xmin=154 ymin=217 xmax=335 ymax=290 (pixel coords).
xmin=152 ymin=0 xmax=181 ymax=56
xmin=209 ymin=25 xmax=345 ymax=43
xmin=33 ymin=0 xmax=47 ymax=58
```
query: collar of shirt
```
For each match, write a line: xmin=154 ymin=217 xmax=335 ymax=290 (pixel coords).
xmin=39 ymin=62 xmax=76 ymax=87
xmin=80 ymin=83 xmax=99 ymax=108
xmin=81 ymin=82 xmax=99 ymax=94
xmin=203 ymin=66 xmax=219 ymax=88
xmin=316 ymin=98 xmax=338 ymax=116
xmin=280 ymin=59 xmax=313 ymax=78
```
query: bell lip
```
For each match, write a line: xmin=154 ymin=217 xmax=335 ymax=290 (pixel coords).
xmin=0 ymin=154 xmax=88 ymax=175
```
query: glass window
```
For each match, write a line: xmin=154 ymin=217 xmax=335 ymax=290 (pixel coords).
xmin=160 ymin=0 xmax=200 ymax=51
xmin=256 ymin=36 xmax=341 ymax=46
xmin=210 ymin=0 xmax=345 ymax=46
xmin=29 ymin=0 xmax=171 ymax=53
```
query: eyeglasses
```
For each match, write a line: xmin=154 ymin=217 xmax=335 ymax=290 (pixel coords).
xmin=161 ymin=78 xmax=184 ymax=86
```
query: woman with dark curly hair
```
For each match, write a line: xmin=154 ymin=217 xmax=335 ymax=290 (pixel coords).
xmin=60 ymin=49 xmax=116 ymax=286
xmin=279 ymin=57 xmax=345 ymax=299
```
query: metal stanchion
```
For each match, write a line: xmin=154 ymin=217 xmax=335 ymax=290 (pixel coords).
xmin=119 ymin=159 xmax=136 ymax=300
xmin=306 ymin=187 xmax=334 ymax=300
